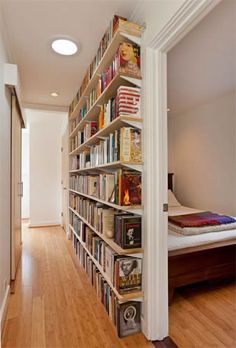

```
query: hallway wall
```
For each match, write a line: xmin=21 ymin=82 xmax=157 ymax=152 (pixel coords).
xmin=22 ymin=129 xmax=29 ymax=219
xmin=0 ymin=20 xmax=11 ymax=328
xmin=26 ymin=109 xmax=67 ymax=227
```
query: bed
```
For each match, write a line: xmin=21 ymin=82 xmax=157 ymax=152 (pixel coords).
xmin=167 ymin=174 xmax=236 ymax=302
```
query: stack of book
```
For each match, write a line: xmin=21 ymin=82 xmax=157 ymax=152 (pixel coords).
xmin=117 ymin=86 xmax=141 ymax=117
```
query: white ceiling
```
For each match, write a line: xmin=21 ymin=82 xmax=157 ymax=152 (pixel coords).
xmin=1 ymin=0 xmax=140 ymax=111
xmin=167 ymin=0 xmax=236 ymax=116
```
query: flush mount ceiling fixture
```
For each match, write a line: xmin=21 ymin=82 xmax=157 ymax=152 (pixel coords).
xmin=51 ymin=92 xmax=59 ymax=97
xmin=51 ymin=38 xmax=78 ymax=56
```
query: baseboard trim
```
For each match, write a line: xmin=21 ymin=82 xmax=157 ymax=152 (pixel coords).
xmin=152 ymin=336 xmax=178 ymax=347
xmin=28 ymin=222 xmax=61 ymax=228
xmin=0 ymin=284 xmax=10 ymax=337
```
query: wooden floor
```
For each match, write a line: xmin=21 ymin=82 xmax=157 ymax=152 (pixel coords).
xmin=169 ymin=280 xmax=236 ymax=347
xmin=2 ymin=223 xmax=153 ymax=348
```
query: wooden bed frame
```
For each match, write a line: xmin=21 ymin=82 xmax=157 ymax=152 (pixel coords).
xmin=168 ymin=174 xmax=236 ymax=302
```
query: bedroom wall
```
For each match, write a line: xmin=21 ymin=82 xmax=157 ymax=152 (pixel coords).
xmin=168 ymin=91 xmax=236 ymax=216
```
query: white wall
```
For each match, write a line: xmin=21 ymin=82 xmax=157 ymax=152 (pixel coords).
xmin=26 ymin=109 xmax=67 ymax=227
xmin=0 ymin=19 xmax=11 ymax=329
xmin=168 ymin=91 xmax=236 ymax=216
xmin=22 ymin=129 xmax=29 ymax=219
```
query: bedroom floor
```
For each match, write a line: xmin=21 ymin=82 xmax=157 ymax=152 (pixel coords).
xmin=169 ymin=280 xmax=236 ymax=347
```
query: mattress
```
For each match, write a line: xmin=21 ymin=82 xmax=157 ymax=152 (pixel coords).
xmin=168 ymin=206 xmax=236 ymax=251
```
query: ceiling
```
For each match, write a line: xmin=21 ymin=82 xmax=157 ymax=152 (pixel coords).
xmin=167 ymin=0 xmax=236 ymax=116
xmin=1 ymin=0 xmax=140 ymax=111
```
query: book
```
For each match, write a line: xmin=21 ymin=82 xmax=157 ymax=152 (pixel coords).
xmin=102 ymin=208 xmax=115 ymax=238
xmin=115 ymin=42 xmax=141 ymax=78
xmin=114 ymin=215 xmax=141 ymax=249
xmin=104 ymin=245 xmax=116 ymax=282
xmin=119 ymin=170 xmax=142 ymax=206
xmin=115 ymin=257 xmax=142 ymax=293
xmin=120 ymin=127 xmax=142 ymax=163
xmin=117 ymin=301 xmax=141 ymax=337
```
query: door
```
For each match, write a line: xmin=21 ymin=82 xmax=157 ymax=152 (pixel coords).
xmin=61 ymin=126 xmax=69 ymax=236
xmin=11 ymin=94 xmax=23 ymax=280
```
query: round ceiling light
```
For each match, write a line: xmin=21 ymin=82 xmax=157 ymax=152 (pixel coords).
xmin=51 ymin=92 xmax=59 ymax=97
xmin=51 ymin=39 xmax=78 ymax=56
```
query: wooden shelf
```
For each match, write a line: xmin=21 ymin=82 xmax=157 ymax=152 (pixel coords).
xmin=69 ymin=207 xmax=143 ymax=256
xmin=69 ymin=161 xmax=143 ymax=174
xmin=70 ymin=113 xmax=142 ymax=140
xmin=69 ymin=115 xmax=142 ymax=154
xmin=69 ymin=30 xmax=141 ymax=121
xmin=69 ymin=72 xmax=142 ymax=141
xmin=69 ymin=223 xmax=144 ymax=302
xmin=69 ymin=189 xmax=143 ymax=215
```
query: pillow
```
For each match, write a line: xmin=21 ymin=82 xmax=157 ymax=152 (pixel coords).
xmin=168 ymin=190 xmax=181 ymax=207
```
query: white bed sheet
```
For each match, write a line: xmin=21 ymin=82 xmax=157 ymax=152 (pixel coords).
xmin=168 ymin=206 xmax=236 ymax=251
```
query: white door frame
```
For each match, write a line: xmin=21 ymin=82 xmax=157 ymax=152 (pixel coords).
xmin=142 ymin=0 xmax=222 ymax=340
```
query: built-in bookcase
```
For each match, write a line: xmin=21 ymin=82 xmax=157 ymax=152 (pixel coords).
xmin=68 ymin=15 xmax=144 ymax=338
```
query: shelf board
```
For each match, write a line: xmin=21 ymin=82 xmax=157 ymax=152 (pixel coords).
xmin=69 ymin=116 xmax=142 ymax=155
xmin=70 ymin=114 xmax=142 ymax=140
xmin=69 ymin=223 xmax=143 ymax=302
xmin=69 ymin=189 xmax=143 ymax=215
xmin=69 ymin=115 xmax=142 ymax=155
xmin=69 ymin=30 xmax=141 ymax=121
xmin=69 ymin=161 xmax=142 ymax=173
xmin=69 ymin=207 xmax=143 ymax=256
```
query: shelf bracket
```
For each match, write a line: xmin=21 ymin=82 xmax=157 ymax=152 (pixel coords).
xmin=121 ymin=32 xmax=141 ymax=46
xmin=123 ymin=163 xmax=142 ymax=172
xmin=121 ymin=75 xmax=142 ymax=88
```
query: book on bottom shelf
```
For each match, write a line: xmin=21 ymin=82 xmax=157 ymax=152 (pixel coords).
xmin=117 ymin=301 xmax=141 ymax=337
xmin=71 ymin=231 xmax=141 ymax=338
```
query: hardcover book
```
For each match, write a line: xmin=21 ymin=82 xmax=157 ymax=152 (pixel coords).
xmin=117 ymin=301 xmax=141 ymax=337
xmin=115 ymin=215 xmax=141 ymax=249
xmin=120 ymin=127 xmax=142 ymax=163
xmin=120 ymin=170 xmax=142 ymax=206
xmin=115 ymin=42 xmax=141 ymax=78
xmin=115 ymin=257 xmax=142 ymax=293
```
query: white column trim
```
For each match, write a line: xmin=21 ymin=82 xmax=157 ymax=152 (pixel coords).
xmin=142 ymin=0 xmax=222 ymax=340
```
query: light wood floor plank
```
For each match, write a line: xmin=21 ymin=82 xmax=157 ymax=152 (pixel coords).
xmin=169 ymin=282 xmax=236 ymax=347
xmin=2 ymin=223 xmax=151 ymax=348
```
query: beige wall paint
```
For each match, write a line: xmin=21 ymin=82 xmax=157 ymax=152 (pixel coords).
xmin=168 ymin=91 xmax=236 ymax=216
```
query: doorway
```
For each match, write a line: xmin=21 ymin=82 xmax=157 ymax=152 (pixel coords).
xmin=143 ymin=0 xmax=223 ymax=341
xmin=11 ymin=94 xmax=23 ymax=281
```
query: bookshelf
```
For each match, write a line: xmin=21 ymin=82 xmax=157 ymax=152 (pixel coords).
xmin=69 ymin=188 xmax=143 ymax=215
xmin=69 ymin=207 xmax=143 ymax=256
xmin=69 ymin=31 xmax=141 ymax=121
xmin=68 ymin=15 xmax=143 ymax=338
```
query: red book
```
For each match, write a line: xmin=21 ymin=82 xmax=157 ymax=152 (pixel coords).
xmin=120 ymin=171 xmax=141 ymax=206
